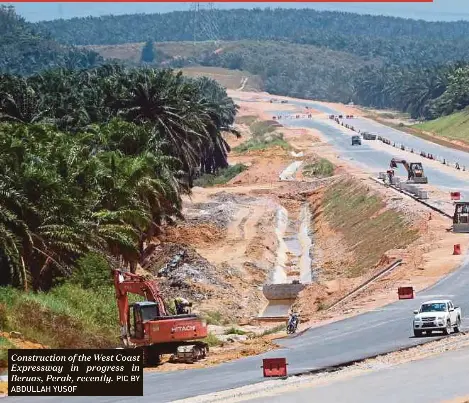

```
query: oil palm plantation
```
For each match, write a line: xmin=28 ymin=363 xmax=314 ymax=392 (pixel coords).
xmin=0 ymin=64 xmax=238 ymax=290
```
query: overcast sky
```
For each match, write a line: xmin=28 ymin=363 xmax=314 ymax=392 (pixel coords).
xmin=4 ymin=1 xmax=469 ymax=23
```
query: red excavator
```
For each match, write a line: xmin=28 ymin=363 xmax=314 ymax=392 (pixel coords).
xmin=113 ymin=269 xmax=209 ymax=365
xmin=390 ymin=158 xmax=428 ymax=184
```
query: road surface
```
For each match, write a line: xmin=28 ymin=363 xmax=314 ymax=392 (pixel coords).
xmin=10 ymin=102 xmax=469 ymax=403
xmin=12 ymin=251 xmax=469 ymax=403
xmin=281 ymin=116 xmax=469 ymax=192
xmin=245 ymin=345 xmax=469 ymax=403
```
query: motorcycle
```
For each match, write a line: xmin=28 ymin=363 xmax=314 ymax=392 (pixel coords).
xmin=286 ymin=314 xmax=299 ymax=334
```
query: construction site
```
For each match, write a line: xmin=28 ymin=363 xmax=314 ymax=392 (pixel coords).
xmin=67 ymin=90 xmax=469 ymax=371
xmin=3 ymin=85 xmax=469 ymax=403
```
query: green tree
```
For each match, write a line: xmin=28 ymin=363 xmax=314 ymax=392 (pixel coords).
xmin=141 ymin=40 xmax=155 ymax=64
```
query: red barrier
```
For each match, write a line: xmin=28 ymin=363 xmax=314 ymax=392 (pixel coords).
xmin=262 ymin=358 xmax=288 ymax=377
xmin=454 ymin=244 xmax=461 ymax=255
xmin=451 ymin=192 xmax=461 ymax=200
xmin=398 ymin=286 xmax=414 ymax=300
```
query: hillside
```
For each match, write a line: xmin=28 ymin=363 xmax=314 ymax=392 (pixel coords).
xmin=0 ymin=5 xmax=101 ymax=75
xmin=414 ymin=108 xmax=469 ymax=146
xmin=33 ymin=8 xmax=469 ymax=66
xmin=31 ymin=7 xmax=469 ymax=120
xmin=87 ymin=40 xmax=374 ymax=101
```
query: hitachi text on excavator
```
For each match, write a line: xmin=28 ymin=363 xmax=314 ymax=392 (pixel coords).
xmin=113 ymin=269 xmax=209 ymax=365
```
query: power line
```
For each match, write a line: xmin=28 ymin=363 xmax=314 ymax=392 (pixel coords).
xmin=190 ymin=2 xmax=220 ymax=45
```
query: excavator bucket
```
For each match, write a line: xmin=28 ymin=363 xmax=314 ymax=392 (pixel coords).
xmin=390 ymin=160 xmax=398 ymax=168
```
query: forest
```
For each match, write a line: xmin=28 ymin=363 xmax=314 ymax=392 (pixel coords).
xmin=0 ymin=64 xmax=238 ymax=291
xmin=31 ymin=7 xmax=469 ymax=119
xmin=0 ymin=5 xmax=101 ymax=75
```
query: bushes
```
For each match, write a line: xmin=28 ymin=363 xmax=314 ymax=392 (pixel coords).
xmin=0 ymin=284 xmax=120 ymax=348
xmin=69 ymin=253 xmax=112 ymax=290
xmin=303 ymin=158 xmax=334 ymax=178
xmin=193 ymin=164 xmax=247 ymax=187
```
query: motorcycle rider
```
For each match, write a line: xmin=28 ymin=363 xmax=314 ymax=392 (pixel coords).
xmin=287 ymin=311 xmax=299 ymax=333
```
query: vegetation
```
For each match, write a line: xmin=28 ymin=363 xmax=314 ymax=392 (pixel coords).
xmin=322 ymin=178 xmax=419 ymax=276
xmin=303 ymin=158 xmax=334 ymax=178
xmin=193 ymin=164 xmax=247 ymax=187
xmin=202 ymin=333 xmax=222 ymax=347
xmin=202 ymin=310 xmax=228 ymax=326
xmin=30 ymin=8 xmax=469 ymax=117
xmin=224 ymin=327 xmax=247 ymax=335
xmin=0 ymin=336 xmax=15 ymax=366
xmin=260 ymin=324 xmax=285 ymax=336
xmin=33 ymin=8 xmax=469 ymax=63
xmin=140 ymin=39 xmax=155 ymax=63
xmin=178 ymin=66 xmax=262 ymax=91
xmin=0 ymin=65 xmax=238 ymax=291
xmin=0 ymin=283 xmax=119 ymax=348
xmin=0 ymin=5 xmax=102 ymax=75
xmin=352 ymin=63 xmax=469 ymax=120
xmin=233 ymin=119 xmax=289 ymax=153
xmin=414 ymin=107 xmax=469 ymax=145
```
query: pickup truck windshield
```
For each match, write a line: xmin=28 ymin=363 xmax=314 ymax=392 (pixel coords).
xmin=420 ymin=303 xmax=447 ymax=312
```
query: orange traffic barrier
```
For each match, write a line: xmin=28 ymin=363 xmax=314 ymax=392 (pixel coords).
xmin=451 ymin=192 xmax=461 ymax=200
xmin=454 ymin=244 xmax=461 ymax=255
xmin=398 ymin=286 xmax=414 ymax=300
xmin=262 ymin=358 xmax=288 ymax=377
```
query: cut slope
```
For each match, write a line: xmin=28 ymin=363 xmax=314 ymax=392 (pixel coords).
xmin=415 ymin=108 xmax=469 ymax=146
xmin=312 ymin=177 xmax=419 ymax=278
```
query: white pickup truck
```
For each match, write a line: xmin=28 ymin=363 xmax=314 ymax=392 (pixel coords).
xmin=413 ymin=299 xmax=462 ymax=337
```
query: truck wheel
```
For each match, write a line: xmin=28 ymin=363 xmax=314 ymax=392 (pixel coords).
xmin=413 ymin=329 xmax=422 ymax=337
xmin=454 ymin=317 xmax=461 ymax=333
xmin=443 ymin=320 xmax=452 ymax=335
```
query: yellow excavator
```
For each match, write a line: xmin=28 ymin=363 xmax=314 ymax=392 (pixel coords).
xmin=390 ymin=158 xmax=428 ymax=184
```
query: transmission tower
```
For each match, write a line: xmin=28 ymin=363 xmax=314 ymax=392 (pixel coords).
xmin=190 ymin=2 xmax=220 ymax=45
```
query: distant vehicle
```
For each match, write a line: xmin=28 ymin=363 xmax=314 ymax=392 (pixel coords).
xmin=362 ymin=132 xmax=377 ymax=140
xmin=413 ymin=299 xmax=461 ymax=337
xmin=351 ymin=135 xmax=361 ymax=146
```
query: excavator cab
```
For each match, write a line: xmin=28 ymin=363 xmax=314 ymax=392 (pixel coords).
xmin=453 ymin=202 xmax=469 ymax=233
xmin=130 ymin=301 xmax=160 ymax=339
xmin=389 ymin=158 xmax=428 ymax=184
xmin=410 ymin=162 xmax=424 ymax=177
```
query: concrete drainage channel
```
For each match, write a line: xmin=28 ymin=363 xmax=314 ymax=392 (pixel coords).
xmin=259 ymin=202 xmax=314 ymax=321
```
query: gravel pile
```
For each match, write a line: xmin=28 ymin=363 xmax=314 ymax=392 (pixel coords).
xmin=141 ymin=242 xmax=233 ymax=301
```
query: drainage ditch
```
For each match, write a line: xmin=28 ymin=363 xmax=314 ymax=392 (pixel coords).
xmin=259 ymin=202 xmax=314 ymax=320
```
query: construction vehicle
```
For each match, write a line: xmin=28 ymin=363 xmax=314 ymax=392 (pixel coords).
xmin=113 ymin=269 xmax=209 ymax=365
xmin=362 ymin=132 xmax=377 ymax=140
xmin=390 ymin=158 xmax=428 ymax=184
xmin=351 ymin=135 xmax=361 ymax=146
xmin=453 ymin=202 xmax=469 ymax=233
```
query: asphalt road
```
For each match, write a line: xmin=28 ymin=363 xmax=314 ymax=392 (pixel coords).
xmin=246 ymin=344 xmax=469 ymax=403
xmin=13 ymin=252 xmax=469 ymax=403
xmin=282 ymin=116 xmax=469 ymax=192
xmin=10 ymin=103 xmax=469 ymax=403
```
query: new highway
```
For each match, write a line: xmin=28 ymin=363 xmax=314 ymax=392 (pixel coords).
xmin=244 ymin=344 xmax=469 ymax=403
xmin=12 ymin=103 xmax=469 ymax=403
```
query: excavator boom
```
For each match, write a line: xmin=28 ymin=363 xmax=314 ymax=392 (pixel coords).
xmin=389 ymin=158 xmax=428 ymax=184
xmin=113 ymin=269 xmax=209 ymax=364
